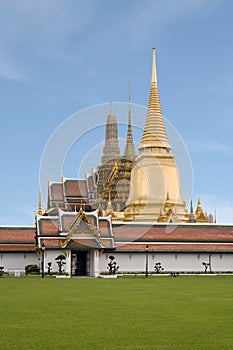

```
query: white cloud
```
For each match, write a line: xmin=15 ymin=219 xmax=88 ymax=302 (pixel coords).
xmin=0 ymin=55 xmax=27 ymax=81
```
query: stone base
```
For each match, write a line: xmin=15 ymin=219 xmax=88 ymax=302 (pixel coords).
xmin=98 ymin=274 xmax=117 ymax=279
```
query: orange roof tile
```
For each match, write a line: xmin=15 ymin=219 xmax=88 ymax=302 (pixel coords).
xmin=0 ymin=227 xmax=35 ymax=243
xmin=115 ymin=243 xmax=233 ymax=252
xmin=64 ymin=179 xmax=88 ymax=197
xmin=0 ymin=244 xmax=36 ymax=251
xmin=39 ymin=219 xmax=59 ymax=235
xmin=50 ymin=183 xmax=64 ymax=201
xmin=112 ymin=224 xmax=233 ymax=242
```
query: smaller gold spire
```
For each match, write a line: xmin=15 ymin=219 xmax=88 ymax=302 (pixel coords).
xmin=195 ymin=196 xmax=209 ymax=223
xmin=124 ymin=76 xmax=135 ymax=160
xmin=38 ymin=192 xmax=43 ymax=216
xmin=195 ymin=196 xmax=202 ymax=217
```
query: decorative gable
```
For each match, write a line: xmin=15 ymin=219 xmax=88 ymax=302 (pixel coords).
xmin=68 ymin=209 xmax=98 ymax=237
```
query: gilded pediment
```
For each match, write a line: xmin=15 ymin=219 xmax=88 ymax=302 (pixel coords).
xmin=68 ymin=208 xmax=98 ymax=237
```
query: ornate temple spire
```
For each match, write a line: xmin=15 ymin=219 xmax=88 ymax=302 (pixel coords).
xmin=189 ymin=199 xmax=196 ymax=223
xmin=195 ymin=196 xmax=209 ymax=223
xmin=139 ymin=47 xmax=171 ymax=151
xmin=195 ymin=196 xmax=202 ymax=217
xmin=124 ymin=77 xmax=135 ymax=160
xmin=38 ymin=192 xmax=43 ymax=215
xmin=101 ymin=107 xmax=120 ymax=164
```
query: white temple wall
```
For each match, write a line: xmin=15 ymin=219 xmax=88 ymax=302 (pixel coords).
xmin=1 ymin=251 xmax=233 ymax=275
xmin=89 ymin=250 xmax=100 ymax=277
xmin=0 ymin=252 xmax=38 ymax=273
xmin=43 ymin=249 xmax=71 ymax=275
xmin=99 ymin=252 xmax=233 ymax=273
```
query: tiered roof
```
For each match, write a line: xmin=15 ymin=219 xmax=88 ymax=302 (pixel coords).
xmin=37 ymin=209 xmax=115 ymax=250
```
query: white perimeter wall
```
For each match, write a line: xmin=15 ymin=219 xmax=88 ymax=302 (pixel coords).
xmin=1 ymin=251 xmax=233 ymax=275
xmin=100 ymin=252 xmax=233 ymax=273
xmin=43 ymin=250 xmax=71 ymax=275
xmin=0 ymin=252 xmax=38 ymax=273
xmin=0 ymin=250 xmax=71 ymax=274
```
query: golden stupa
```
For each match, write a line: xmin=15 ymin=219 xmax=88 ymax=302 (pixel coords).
xmin=124 ymin=48 xmax=188 ymax=222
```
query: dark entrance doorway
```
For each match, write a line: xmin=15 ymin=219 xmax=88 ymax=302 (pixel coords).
xmin=71 ymin=251 xmax=87 ymax=276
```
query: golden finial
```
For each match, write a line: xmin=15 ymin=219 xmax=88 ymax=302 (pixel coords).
xmin=79 ymin=199 xmax=83 ymax=213
xmin=128 ymin=76 xmax=131 ymax=106
xmin=151 ymin=47 xmax=157 ymax=83
xmin=38 ymin=192 xmax=43 ymax=215
xmin=127 ymin=75 xmax=132 ymax=135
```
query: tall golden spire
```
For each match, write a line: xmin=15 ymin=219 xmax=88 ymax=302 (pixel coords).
xmin=124 ymin=76 xmax=135 ymax=160
xmin=38 ymin=192 xmax=43 ymax=216
xmin=139 ymin=47 xmax=171 ymax=151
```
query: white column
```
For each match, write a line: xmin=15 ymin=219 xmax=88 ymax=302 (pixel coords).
xmin=92 ymin=250 xmax=100 ymax=277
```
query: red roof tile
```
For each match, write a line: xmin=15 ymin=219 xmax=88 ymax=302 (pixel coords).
xmin=0 ymin=244 xmax=35 ymax=251
xmin=43 ymin=239 xmax=62 ymax=248
xmin=61 ymin=215 xmax=75 ymax=231
xmin=39 ymin=219 xmax=59 ymax=235
xmin=64 ymin=179 xmax=88 ymax=197
xmin=50 ymin=183 xmax=64 ymax=201
xmin=99 ymin=219 xmax=111 ymax=236
xmin=100 ymin=238 xmax=114 ymax=248
xmin=115 ymin=243 xmax=233 ymax=252
xmin=67 ymin=238 xmax=102 ymax=249
xmin=112 ymin=224 xmax=233 ymax=243
xmin=0 ymin=227 xmax=35 ymax=243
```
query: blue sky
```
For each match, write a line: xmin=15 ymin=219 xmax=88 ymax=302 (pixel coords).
xmin=0 ymin=0 xmax=233 ymax=225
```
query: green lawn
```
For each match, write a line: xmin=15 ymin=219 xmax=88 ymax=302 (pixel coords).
xmin=0 ymin=276 xmax=233 ymax=349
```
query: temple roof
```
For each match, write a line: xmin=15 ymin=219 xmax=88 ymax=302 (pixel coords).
xmin=63 ymin=179 xmax=88 ymax=197
xmin=112 ymin=223 xmax=233 ymax=243
xmin=115 ymin=243 xmax=233 ymax=253
xmin=37 ymin=209 xmax=115 ymax=249
xmin=0 ymin=226 xmax=36 ymax=251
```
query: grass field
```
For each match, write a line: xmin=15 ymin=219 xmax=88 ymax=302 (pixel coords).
xmin=0 ymin=276 xmax=233 ymax=349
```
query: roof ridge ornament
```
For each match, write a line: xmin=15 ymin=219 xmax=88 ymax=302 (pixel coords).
xmin=38 ymin=192 xmax=43 ymax=216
